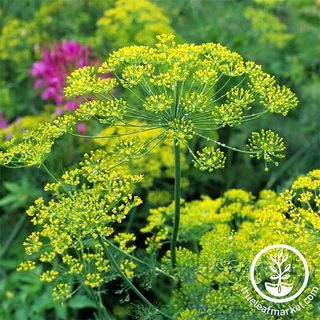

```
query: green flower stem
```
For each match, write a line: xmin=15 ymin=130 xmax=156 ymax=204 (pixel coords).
xmin=103 ymin=237 xmax=175 ymax=280
xmin=98 ymin=235 xmax=173 ymax=319
xmin=171 ymin=139 xmax=181 ymax=268
xmin=84 ymin=286 xmax=110 ymax=320
xmin=0 ymin=214 xmax=26 ymax=259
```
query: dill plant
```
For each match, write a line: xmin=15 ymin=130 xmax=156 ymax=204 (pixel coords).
xmin=0 ymin=34 xmax=299 ymax=318
xmin=149 ymin=169 xmax=320 ymax=319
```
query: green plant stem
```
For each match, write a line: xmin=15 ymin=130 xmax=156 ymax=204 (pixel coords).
xmin=98 ymin=235 xmax=172 ymax=319
xmin=84 ymin=286 xmax=110 ymax=320
xmin=104 ymin=237 xmax=175 ymax=280
xmin=171 ymin=139 xmax=181 ymax=268
xmin=0 ymin=214 xmax=26 ymax=259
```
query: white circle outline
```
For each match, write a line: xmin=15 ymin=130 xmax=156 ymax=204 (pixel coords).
xmin=250 ymin=244 xmax=309 ymax=303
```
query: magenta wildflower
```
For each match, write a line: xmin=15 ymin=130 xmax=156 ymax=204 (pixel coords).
xmin=76 ymin=123 xmax=87 ymax=134
xmin=0 ymin=113 xmax=8 ymax=129
xmin=31 ymin=40 xmax=99 ymax=112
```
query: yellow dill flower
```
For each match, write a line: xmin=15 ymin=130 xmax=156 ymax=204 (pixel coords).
xmin=62 ymin=255 xmax=84 ymax=275
xmin=120 ymin=259 xmax=137 ymax=279
xmin=168 ymin=119 xmax=194 ymax=141
xmin=114 ymin=233 xmax=136 ymax=253
xmin=64 ymin=66 xmax=117 ymax=97
xmin=121 ymin=64 xmax=154 ymax=88
xmin=223 ymin=189 xmax=254 ymax=203
xmin=212 ymin=103 xmax=243 ymax=127
xmin=292 ymin=169 xmax=320 ymax=191
xmin=153 ymin=170 xmax=320 ymax=319
xmin=144 ymin=94 xmax=173 ymax=114
xmin=246 ymin=129 xmax=286 ymax=170
xmin=260 ymin=85 xmax=299 ymax=115
xmin=23 ymin=232 xmax=43 ymax=256
xmin=95 ymin=0 xmax=174 ymax=49
xmin=226 ymin=87 xmax=255 ymax=110
xmin=65 ymin=34 xmax=297 ymax=171
xmin=52 ymin=283 xmax=72 ymax=302
xmin=180 ymin=92 xmax=209 ymax=113
xmin=94 ymin=120 xmax=189 ymax=187
xmin=143 ymin=167 xmax=320 ymax=255
xmin=244 ymin=6 xmax=293 ymax=48
xmin=288 ymin=170 xmax=320 ymax=209
xmin=40 ymin=270 xmax=59 ymax=282
xmin=298 ymin=191 xmax=313 ymax=203
xmin=84 ymin=273 xmax=104 ymax=288
xmin=0 ymin=116 xmax=73 ymax=167
xmin=0 ymin=114 xmax=50 ymax=146
xmin=17 ymin=261 xmax=36 ymax=272
xmin=39 ymin=251 xmax=56 ymax=263
xmin=193 ymin=147 xmax=226 ymax=172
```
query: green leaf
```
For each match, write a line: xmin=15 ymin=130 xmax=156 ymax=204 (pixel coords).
xmin=68 ymin=294 xmax=96 ymax=309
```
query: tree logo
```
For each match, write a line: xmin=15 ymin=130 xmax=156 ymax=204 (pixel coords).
xmin=250 ymin=244 xmax=309 ymax=303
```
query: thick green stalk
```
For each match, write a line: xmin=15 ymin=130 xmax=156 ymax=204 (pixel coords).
xmin=171 ymin=139 xmax=181 ymax=268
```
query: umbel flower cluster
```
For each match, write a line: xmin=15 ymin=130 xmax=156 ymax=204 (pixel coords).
xmin=17 ymin=150 xmax=142 ymax=301
xmin=143 ymin=169 xmax=320 ymax=252
xmin=0 ymin=34 xmax=298 ymax=171
xmin=96 ymin=0 xmax=174 ymax=49
xmin=68 ymin=34 xmax=298 ymax=170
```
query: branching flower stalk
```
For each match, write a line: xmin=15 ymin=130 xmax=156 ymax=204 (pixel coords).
xmin=98 ymin=234 xmax=173 ymax=319
xmin=0 ymin=34 xmax=298 ymax=312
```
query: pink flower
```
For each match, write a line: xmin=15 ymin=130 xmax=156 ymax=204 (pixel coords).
xmin=31 ymin=40 xmax=100 ymax=113
xmin=0 ymin=113 xmax=8 ymax=129
xmin=76 ymin=123 xmax=87 ymax=134
xmin=65 ymin=101 xmax=78 ymax=110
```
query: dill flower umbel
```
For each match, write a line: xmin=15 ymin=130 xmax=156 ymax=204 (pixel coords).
xmin=244 ymin=5 xmax=293 ymax=48
xmin=95 ymin=0 xmax=174 ymax=50
xmin=63 ymin=34 xmax=298 ymax=171
xmin=1 ymin=34 xmax=298 ymax=171
xmin=17 ymin=150 xmax=142 ymax=301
